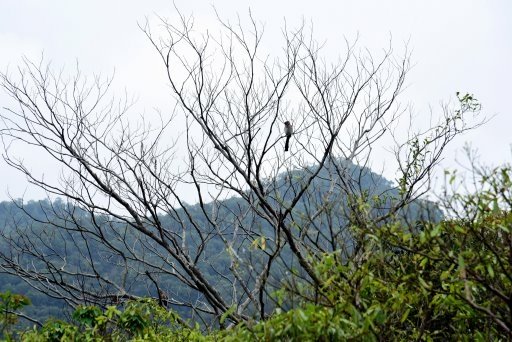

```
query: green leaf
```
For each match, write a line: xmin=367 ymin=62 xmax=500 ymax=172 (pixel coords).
xmin=400 ymin=308 xmax=411 ymax=323
xmin=418 ymin=276 xmax=431 ymax=289
xmin=458 ymin=254 xmax=465 ymax=269
xmin=430 ymin=225 xmax=441 ymax=237
xmin=487 ymin=264 xmax=495 ymax=278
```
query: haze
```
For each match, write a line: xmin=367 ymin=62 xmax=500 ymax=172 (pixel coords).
xmin=1 ymin=0 xmax=511 ymax=201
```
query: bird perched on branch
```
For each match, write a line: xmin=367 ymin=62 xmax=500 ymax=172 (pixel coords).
xmin=158 ymin=289 xmax=169 ymax=308
xmin=284 ymin=121 xmax=293 ymax=152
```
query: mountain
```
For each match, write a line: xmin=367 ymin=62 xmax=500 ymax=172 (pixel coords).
xmin=0 ymin=159 xmax=442 ymax=324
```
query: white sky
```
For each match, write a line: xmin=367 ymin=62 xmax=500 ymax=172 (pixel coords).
xmin=0 ymin=0 xmax=511 ymax=201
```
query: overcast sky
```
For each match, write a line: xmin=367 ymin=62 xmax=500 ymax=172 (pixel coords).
xmin=1 ymin=0 xmax=511 ymax=201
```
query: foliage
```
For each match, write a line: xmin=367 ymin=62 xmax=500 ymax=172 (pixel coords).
xmin=0 ymin=291 xmax=31 ymax=339
xmin=3 ymin=217 xmax=511 ymax=340
xmin=220 ymin=216 xmax=509 ymax=340
xmin=0 ymin=158 xmax=511 ymax=340
xmin=20 ymin=299 xmax=207 ymax=342
xmin=218 ymin=161 xmax=512 ymax=340
xmin=0 ymin=160 xmax=510 ymax=340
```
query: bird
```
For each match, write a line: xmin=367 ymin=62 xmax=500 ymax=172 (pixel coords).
xmin=284 ymin=121 xmax=293 ymax=152
xmin=158 ymin=289 xmax=169 ymax=308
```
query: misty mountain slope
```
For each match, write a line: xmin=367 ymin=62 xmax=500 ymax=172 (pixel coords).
xmin=0 ymin=159 xmax=441 ymax=323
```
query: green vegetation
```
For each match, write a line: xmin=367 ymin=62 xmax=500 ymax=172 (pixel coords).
xmin=1 ymin=161 xmax=511 ymax=340
xmin=2 ymin=298 xmax=206 ymax=341
xmin=1 ymin=291 xmax=31 ymax=339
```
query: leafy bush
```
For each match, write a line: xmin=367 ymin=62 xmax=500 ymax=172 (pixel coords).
xmin=0 ymin=291 xmax=31 ymax=339
xmin=20 ymin=299 xmax=207 ymax=342
xmin=220 ymin=164 xmax=512 ymax=341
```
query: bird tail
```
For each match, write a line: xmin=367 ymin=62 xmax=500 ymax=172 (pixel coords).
xmin=285 ymin=136 xmax=290 ymax=152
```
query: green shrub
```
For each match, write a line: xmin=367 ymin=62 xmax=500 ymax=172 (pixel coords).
xmin=20 ymin=299 xmax=207 ymax=342
xmin=0 ymin=290 xmax=31 ymax=340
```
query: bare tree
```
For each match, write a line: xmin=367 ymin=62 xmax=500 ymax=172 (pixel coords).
xmin=0 ymin=10 xmax=481 ymax=325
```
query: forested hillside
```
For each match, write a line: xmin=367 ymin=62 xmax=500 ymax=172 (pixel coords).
xmin=0 ymin=159 xmax=441 ymax=325
xmin=1 ymin=161 xmax=511 ymax=340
